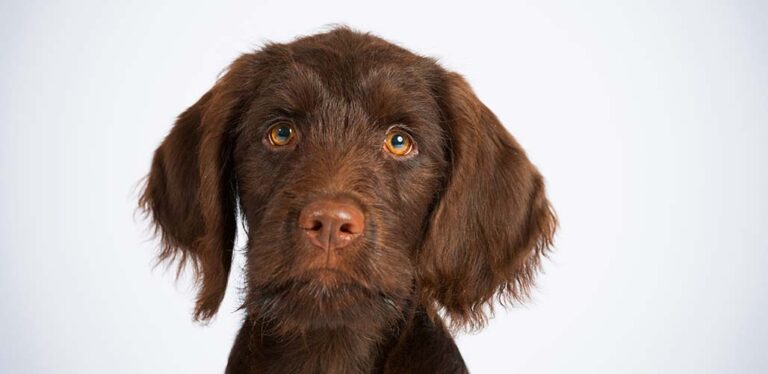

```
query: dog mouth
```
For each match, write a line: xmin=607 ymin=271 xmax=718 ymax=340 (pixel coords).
xmin=303 ymin=268 xmax=358 ymax=287
xmin=252 ymin=269 xmax=398 ymax=315
xmin=244 ymin=264 xmax=410 ymax=335
xmin=266 ymin=269 xmax=375 ymax=302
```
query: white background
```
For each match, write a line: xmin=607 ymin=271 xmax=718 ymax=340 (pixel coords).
xmin=1 ymin=1 xmax=766 ymax=373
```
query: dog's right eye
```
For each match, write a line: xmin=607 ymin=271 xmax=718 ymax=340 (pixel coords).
xmin=267 ymin=123 xmax=296 ymax=146
xmin=384 ymin=128 xmax=416 ymax=158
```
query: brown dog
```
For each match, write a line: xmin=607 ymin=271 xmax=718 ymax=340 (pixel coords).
xmin=141 ymin=27 xmax=556 ymax=373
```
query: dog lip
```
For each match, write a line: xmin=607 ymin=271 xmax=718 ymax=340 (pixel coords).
xmin=306 ymin=267 xmax=347 ymax=279
xmin=303 ymin=268 xmax=362 ymax=288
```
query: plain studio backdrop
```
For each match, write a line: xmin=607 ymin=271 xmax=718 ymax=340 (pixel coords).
xmin=1 ymin=1 xmax=766 ymax=373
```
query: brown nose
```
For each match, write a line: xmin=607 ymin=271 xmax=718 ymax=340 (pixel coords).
xmin=298 ymin=199 xmax=365 ymax=251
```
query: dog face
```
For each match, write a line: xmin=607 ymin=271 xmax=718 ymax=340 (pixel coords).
xmin=232 ymin=39 xmax=450 ymax=335
xmin=141 ymin=28 xmax=556 ymax=336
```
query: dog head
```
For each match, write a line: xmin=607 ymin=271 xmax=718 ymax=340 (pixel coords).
xmin=141 ymin=28 xmax=556 ymax=336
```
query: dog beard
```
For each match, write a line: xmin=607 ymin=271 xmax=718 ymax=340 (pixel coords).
xmin=245 ymin=273 xmax=408 ymax=338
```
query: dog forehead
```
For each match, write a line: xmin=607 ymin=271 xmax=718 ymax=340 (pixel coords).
xmin=239 ymin=31 xmax=445 ymax=139
xmin=258 ymin=31 xmax=437 ymax=107
xmin=255 ymin=61 xmax=437 ymax=131
xmin=282 ymin=28 xmax=425 ymax=83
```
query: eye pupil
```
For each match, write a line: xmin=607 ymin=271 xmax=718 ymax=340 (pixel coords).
xmin=391 ymin=134 xmax=405 ymax=148
xmin=276 ymin=126 xmax=291 ymax=140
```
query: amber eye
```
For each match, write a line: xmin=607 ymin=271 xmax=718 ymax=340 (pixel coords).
xmin=384 ymin=129 xmax=415 ymax=157
xmin=268 ymin=123 xmax=296 ymax=146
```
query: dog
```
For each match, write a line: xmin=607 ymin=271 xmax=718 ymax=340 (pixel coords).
xmin=140 ymin=27 xmax=556 ymax=373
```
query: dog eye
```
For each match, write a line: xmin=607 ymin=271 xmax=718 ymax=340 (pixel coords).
xmin=268 ymin=123 xmax=296 ymax=146
xmin=383 ymin=129 xmax=415 ymax=157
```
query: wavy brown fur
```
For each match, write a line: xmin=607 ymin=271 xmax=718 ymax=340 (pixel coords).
xmin=140 ymin=27 xmax=556 ymax=373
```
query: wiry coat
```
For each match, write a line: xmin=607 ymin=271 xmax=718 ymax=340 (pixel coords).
xmin=141 ymin=27 xmax=556 ymax=373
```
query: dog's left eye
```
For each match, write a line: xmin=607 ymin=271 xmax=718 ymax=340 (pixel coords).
xmin=384 ymin=128 xmax=416 ymax=157
xmin=268 ymin=123 xmax=296 ymax=146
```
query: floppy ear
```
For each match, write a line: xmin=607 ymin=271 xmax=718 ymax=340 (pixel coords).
xmin=419 ymin=72 xmax=557 ymax=329
xmin=140 ymin=55 xmax=259 ymax=321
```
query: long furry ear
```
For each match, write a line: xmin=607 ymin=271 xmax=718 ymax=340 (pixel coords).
xmin=140 ymin=55 xmax=259 ymax=321
xmin=419 ymin=72 xmax=557 ymax=330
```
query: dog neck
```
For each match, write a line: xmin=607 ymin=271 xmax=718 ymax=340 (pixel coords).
xmin=225 ymin=301 xmax=470 ymax=374
xmin=226 ymin=317 xmax=399 ymax=374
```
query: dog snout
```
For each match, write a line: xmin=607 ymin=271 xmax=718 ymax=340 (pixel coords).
xmin=298 ymin=198 xmax=365 ymax=251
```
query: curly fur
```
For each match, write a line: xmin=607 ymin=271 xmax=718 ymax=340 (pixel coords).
xmin=140 ymin=27 xmax=556 ymax=373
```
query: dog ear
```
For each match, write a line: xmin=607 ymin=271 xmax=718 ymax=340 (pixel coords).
xmin=419 ymin=72 xmax=557 ymax=330
xmin=140 ymin=55 xmax=259 ymax=321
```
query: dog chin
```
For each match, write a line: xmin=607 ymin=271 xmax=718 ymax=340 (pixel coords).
xmin=252 ymin=278 xmax=401 ymax=335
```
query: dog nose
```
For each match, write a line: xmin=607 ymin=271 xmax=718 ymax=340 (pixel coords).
xmin=298 ymin=199 xmax=365 ymax=251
